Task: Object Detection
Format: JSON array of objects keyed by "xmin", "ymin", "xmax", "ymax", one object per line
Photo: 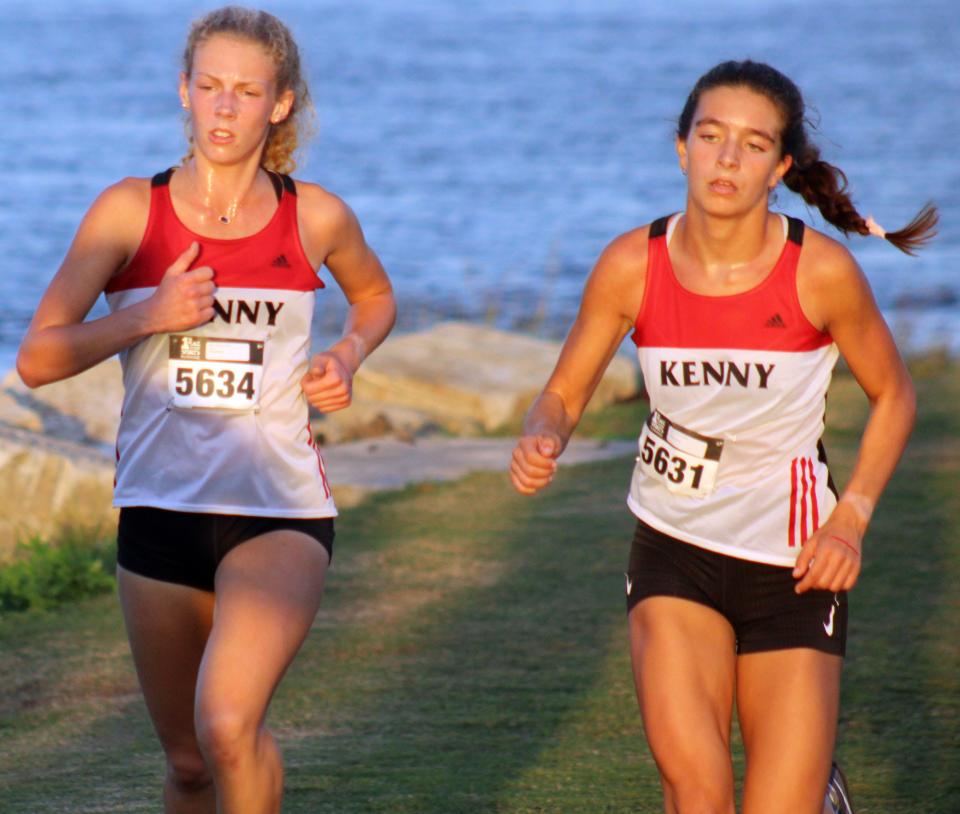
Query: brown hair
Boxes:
[
  {"xmin": 181, "ymin": 6, "xmax": 315, "ymax": 174},
  {"xmin": 677, "ymin": 60, "xmax": 938, "ymax": 255}
]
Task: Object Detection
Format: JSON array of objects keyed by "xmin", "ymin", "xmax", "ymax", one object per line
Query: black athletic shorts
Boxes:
[
  {"xmin": 625, "ymin": 519, "xmax": 846, "ymax": 656},
  {"xmin": 117, "ymin": 506, "xmax": 335, "ymax": 592}
]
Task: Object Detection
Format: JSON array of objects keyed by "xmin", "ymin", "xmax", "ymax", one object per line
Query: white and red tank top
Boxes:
[
  {"xmin": 628, "ymin": 214, "xmax": 838, "ymax": 566},
  {"xmin": 104, "ymin": 168, "xmax": 336, "ymax": 517}
]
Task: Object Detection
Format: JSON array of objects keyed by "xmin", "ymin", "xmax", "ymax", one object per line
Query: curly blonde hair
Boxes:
[{"xmin": 181, "ymin": 6, "xmax": 315, "ymax": 174}]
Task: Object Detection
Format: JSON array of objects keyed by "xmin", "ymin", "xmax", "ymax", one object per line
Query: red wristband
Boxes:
[{"xmin": 829, "ymin": 535, "xmax": 860, "ymax": 557}]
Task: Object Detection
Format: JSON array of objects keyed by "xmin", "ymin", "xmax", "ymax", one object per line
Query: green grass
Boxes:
[
  {"xmin": 0, "ymin": 530, "xmax": 116, "ymax": 613},
  {"xmin": 0, "ymin": 364, "xmax": 957, "ymax": 812}
]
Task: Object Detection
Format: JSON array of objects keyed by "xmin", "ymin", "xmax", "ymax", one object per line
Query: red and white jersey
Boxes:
[
  {"xmin": 628, "ymin": 214, "xmax": 838, "ymax": 566},
  {"xmin": 104, "ymin": 169, "xmax": 336, "ymax": 517}
]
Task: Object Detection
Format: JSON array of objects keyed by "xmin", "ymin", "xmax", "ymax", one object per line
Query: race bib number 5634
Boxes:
[
  {"xmin": 168, "ymin": 335, "xmax": 264, "ymax": 412},
  {"xmin": 637, "ymin": 410, "xmax": 724, "ymax": 497}
]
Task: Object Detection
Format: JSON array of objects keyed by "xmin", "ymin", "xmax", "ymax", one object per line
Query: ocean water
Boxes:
[{"xmin": 1, "ymin": 0, "xmax": 958, "ymax": 372}]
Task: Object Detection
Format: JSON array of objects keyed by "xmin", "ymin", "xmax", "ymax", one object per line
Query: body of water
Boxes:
[{"xmin": 2, "ymin": 0, "xmax": 957, "ymax": 371}]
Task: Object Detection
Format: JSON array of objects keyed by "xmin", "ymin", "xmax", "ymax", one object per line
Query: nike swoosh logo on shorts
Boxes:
[{"xmin": 823, "ymin": 604, "xmax": 836, "ymax": 637}]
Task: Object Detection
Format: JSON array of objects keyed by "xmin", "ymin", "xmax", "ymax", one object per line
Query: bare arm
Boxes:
[
  {"xmin": 16, "ymin": 179, "xmax": 215, "ymax": 387},
  {"xmin": 510, "ymin": 229, "xmax": 646, "ymax": 495},
  {"xmin": 793, "ymin": 237, "xmax": 916, "ymax": 593},
  {"xmin": 297, "ymin": 186, "xmax": 396, "ymax": 412}
]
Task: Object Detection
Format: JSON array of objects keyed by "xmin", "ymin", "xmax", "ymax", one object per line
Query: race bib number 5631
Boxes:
[
  {"xmin": 168, "ymin": 335, "xmax": 264, "ymax": 412},
  {"xmin": 637, "ymin": 410, "xmax": 724, "ymax": 497}
]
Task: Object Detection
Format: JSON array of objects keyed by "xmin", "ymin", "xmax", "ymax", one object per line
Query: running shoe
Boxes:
[{"xmin": 824, "ymin": 761, "xmax": 855, "ymax": 814}]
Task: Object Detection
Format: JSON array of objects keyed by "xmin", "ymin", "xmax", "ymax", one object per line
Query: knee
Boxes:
[
  {"xmin": 195, "ymin": 710, "xmax": 257, "ymax": 771},
  {"xmin": 663, "ymin": 776, "xmax": 734, "ymax": 814},
  {"xmin": 166, "ymin": 749, "xmax": 212, "ymax": 794}
]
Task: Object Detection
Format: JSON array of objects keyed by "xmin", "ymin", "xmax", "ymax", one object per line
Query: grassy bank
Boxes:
[
  {"xmin": 0, "ymin": 530, "xmax": 115, "ymax": 613},
  {"xmin": 0, "ymin": 361, "xmax": 957, "ymax": 812}
]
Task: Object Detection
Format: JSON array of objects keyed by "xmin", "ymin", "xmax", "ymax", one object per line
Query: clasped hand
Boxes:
[
  {"xmin": 510, "ymin": 433, "xmax": 563, "ymax": 495},
  {"xmin": 300, "ymin": 352, "xmax": 353, "ymax": 413},
  {"xmin": 792, "ymin": 503, "xmax": 864, "ymax": 594},
  {"xmin": 144, "ymin": 242, "xmax": 216, "ymax": 333}
]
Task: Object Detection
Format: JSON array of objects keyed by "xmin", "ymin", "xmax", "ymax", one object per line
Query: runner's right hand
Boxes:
[
  {"xmin": 510, "ymin": 433, "xmax": 562, "ymax": 495},
  {"xmin": 144, "ymin": 242, "xmax": 215, "ymax": 333}
]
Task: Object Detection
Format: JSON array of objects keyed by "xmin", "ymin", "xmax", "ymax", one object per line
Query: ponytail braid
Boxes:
[
  {"xmin": 784, "ymin": 143, "xmax": 938, "ymax": 256},
  {"xmin": 678, "ymin": 60, "xmax": 938, "ymax": 255}
]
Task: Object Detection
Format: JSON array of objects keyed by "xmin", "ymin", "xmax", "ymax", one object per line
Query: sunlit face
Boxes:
[
  {"xmin": 179, "ymin": 34, "xmax": 294, "ymax": 165},
  {"xmin": 677, "ymin": 85, "xmax": 792, "ymax": 215}
]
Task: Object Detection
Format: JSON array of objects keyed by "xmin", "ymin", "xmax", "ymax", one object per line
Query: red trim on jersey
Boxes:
[
  {"xmin": 114, "ymin": 406, "xmax": 124, "ymax": 488},
  {"xmin": 105, "ymin": 173, "xmax": 322, "ymax": 294},
  {"xmin": 304, "ymin": 421, "xmax": 331, "ymax": 499},
  {"xmin": 799, "ymin": 457, "xmax": 809, "ymax": 543},
  {"xmin": 809, "ymin": 457, "xmax": 820, "ymax": 532},
  {"xmin": 632, "ymin": 217, "xmax": 833, "ymax": 352},
  {"xmin": 788, "ymin": 456, "xmax": 822, "ymax": 547},
  {"xmin": 317, "ymin": 452, "xmax": 331, "ymax": 500},
  {"xmin": 788, "ymin": 459, "xmax": 798, "ymax": 547}
]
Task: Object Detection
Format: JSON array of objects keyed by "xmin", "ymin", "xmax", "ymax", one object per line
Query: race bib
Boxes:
[
  {"xmin": 168, "ymin": 335, "xmax": 264, "ymax": 412},
  {"xmin": 637, "ymin": 410, "xmax": 724, "ymax": 497}
]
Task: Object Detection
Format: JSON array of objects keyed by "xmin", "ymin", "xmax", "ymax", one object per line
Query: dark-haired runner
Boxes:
[
  {"xmin": 18, "ymin": 7, "xmax": 394, "ymax": 812},
  {"xmin": 511, "ymin": 60, "xmax": 935, "ymax": 814}
]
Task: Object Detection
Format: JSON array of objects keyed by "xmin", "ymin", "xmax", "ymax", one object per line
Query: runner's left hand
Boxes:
[
  {"xmin": 792, "ymin": 504, "xmax": 863, "ymax": 594},
  {"xmin": 301, "ymin": 352, "xmax": 352, "ymax": 413}
]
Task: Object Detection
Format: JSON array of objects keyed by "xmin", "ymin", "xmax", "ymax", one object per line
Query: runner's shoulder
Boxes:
[
  {"xmin": 94, "ymin": 176, "xmax": 152, "ymax": 211},
  {"xmin": 588, "ymin": 223, "xmax": 652, "ymax": 296},
  {"xmin": 76, "ymin": 177, "xmax": 151, "ymax": 246},
  {"xmin": 581, "ymin": 224, "xmax": 652, "ymax": 321},
  {"xmin": 289, "ymin": 179, "xmax": 354, "ymax": 222},
  {"xmin": 797, "ymin": 223, "xmax": 866, "ymax": 294}
]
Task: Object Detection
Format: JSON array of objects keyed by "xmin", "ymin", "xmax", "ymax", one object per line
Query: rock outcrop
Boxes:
[
  {"xmin": 0, "ymin": 322, "xmax": 640, "ymax": 556},
  {"xmin": 0, "ymin": 362, "xmax": 124, "ymax": 555},
  {"xmin": 1, "ymin": 358, "xmax": 123, "ymax": 450},
  {"xmin": 314, "ymin": 322, "xmax": 639, "ymax": 438},
  {"xmin": 0, "ymin": 425, "xmax": 115, "ymax": 559}
]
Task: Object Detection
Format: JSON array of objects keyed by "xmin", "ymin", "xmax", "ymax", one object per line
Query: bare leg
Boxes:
[
  {"xmin": 194, "ymin": 530, "xmax": 329, "ymax": 814},
  {"xmin": 737, "ymin": 648, "xmax": 842, "ymax": 814},
  {"xmin": 117, "ymin": 566, "xmax": 217, "ymax": 813},
  {"xmin": 629, "ymin": 597, "xmax": 738, "ymax": 814}
]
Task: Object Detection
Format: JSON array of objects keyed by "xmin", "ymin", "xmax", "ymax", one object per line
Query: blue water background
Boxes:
[{"xmin": 1, "ymin": 0, "xmax": 958, "ymax": 372}]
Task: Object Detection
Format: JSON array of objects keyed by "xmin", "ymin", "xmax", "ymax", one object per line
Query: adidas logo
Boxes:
[
  {"xmin": 764, "ymin": 313, "xmax": 786, "ymax": 328},
  {"xmin": 270, "ymin": 254, "xmax": 291, "ymax": 268}
]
